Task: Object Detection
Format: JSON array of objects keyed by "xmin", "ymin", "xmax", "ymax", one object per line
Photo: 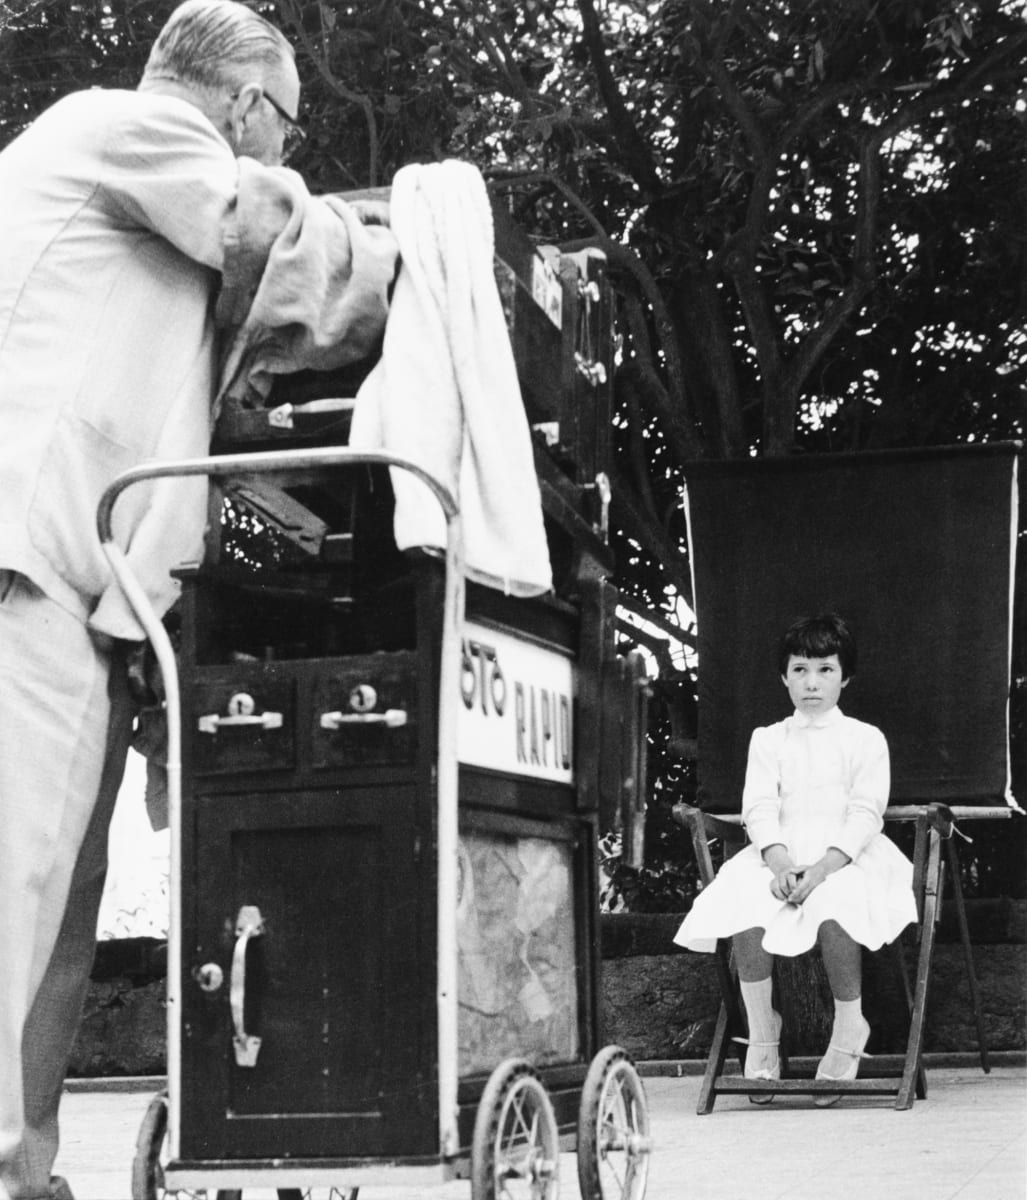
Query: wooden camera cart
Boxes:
[{"xmin": 99, "ymin": 200, "xmax": 653, "ymax": 1200}]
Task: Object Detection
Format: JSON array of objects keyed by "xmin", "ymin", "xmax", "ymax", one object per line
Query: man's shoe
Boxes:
[{"xmin": 49, "ymin": 1176, "xmax": 75, "ymax": 1200}]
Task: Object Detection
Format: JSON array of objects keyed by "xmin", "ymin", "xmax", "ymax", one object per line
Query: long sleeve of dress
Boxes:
[
  {"xmin": 831, "ymin": 723, "xmax": 890, "ymax": 861},
  {"xmin": 741, "ymin": 726, "xmax": 785, "ymax": 852}
]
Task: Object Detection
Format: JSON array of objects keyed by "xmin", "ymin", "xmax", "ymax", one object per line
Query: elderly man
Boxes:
[{"xmin": 0, "ymin": 4, "xmax": 392, "ymax": 1197}]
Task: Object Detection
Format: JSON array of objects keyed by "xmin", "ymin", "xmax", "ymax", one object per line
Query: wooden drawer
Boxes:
[
  {"xmin": 190, "ymin": 674, "xmax": 296, "ymax": 775},
  {"xmin": 310, "ymin": 653, "xmax": 417, "ymax": 768}
]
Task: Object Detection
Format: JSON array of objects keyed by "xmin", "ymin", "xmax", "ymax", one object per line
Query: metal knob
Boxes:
[
  {"xmin": 195, "ymin": 962, "xmax": 224, "ymax": 993},
  {"xmin": 349, "ymin": 684, "xmax": 378, "ymax": 712}
]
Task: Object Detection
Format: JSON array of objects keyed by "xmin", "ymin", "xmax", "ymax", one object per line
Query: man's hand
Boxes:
[{"xmin": 349, "ymin": 198, "xmax": 391, "ymax": 227}]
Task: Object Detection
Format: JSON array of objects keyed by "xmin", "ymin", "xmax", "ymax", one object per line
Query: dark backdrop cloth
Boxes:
[{"xmin": 685, "ymin": 443, "xmax": 1020, "ymax": 808}]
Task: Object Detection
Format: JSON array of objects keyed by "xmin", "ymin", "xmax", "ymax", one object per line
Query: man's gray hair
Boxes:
[{"xmin": 143, "ymin": 0, "xmax": 294, "ymax": 91}]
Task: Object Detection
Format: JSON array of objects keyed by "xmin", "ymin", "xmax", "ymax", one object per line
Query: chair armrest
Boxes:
[
  {"xmin": 672, "ymin": 803, "xmax": 747, "ymax": 886},
  {"xmin": 672, "ymin": 802, "xmax": 744, "ymax": 841}
]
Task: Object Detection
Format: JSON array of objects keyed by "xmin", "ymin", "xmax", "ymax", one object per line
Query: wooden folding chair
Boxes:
[{"xmin": 672, "ymin": 801, "xmax": 1010, "ymax": 1112}]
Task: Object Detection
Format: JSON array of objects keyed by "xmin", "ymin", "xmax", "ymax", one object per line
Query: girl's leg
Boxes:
[
  {"xmin": 818, "ymin": 919, "xmax": 861, "ymax": 1001},
  {"xmin": 733, "ymin": 926, "xmax": 773, "ymax": 982},
  {"xmin": 816, "ymin": 920, "xmax": 870, "ymax": 1095},
  {"xmin": 731, "ymin": 928, "xmax": 780, "ymax": 1084}
]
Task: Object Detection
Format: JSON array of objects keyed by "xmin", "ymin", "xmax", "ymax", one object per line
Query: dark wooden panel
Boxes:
[{"xmin": 180, "ymin": 787, "xmax": 436, "ymax": 1160}]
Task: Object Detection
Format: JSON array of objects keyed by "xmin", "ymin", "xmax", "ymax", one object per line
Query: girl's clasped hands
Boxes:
[{"xmin": 769, "ymin": 854, "xmax": 846, "ymax": 906}]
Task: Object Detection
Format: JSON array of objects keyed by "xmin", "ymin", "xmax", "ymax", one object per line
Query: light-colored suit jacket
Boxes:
[{"xmin": 0, "ymin": 87, "xmax": 396, "ymax": 639}]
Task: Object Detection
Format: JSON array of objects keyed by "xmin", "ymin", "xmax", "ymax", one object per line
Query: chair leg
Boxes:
[
  {"xmin": 697, "ymin": 1002, "xmax": 732, "ymax": 1115},
  {"xmin": 714, "ymin": 943, "xmax": 745, "ymax": 1066},
  {"xmin": 944, "ymin": 835, "xmax": 990, "ymax": 1073},
  {"xmin": 694, "ymin": 940, "xmax": 746, "ymax": 1115}
]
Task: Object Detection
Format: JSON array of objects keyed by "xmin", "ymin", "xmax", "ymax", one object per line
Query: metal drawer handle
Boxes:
[
  {"xmin": 319, "ymin": 709, "xmax": 408, "ymax": 729},
  {"xmin": 198, "ymin": 692, "xmax": 283, "ymax": 734},
  {"xmin": 231, "ymin": 905, "xmax": 265, "ymax": 1068},
  {"xmin": 267, "ymin": 397, "xmax": 355, "ymax": 429}
]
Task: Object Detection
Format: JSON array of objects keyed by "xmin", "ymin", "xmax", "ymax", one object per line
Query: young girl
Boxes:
[{"xmin": 674, "ymin": 613, "xmax": 917, "ymax": 1103}]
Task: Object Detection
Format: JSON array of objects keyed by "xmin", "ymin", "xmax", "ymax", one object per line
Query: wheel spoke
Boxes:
[
  {"xmin": 600, "ymin": 1153, "xmax": 628, "ymax": 1192},
  {"xmin": 510, "ymin": 1090, "xmax": 533, "ymax": 1147}
]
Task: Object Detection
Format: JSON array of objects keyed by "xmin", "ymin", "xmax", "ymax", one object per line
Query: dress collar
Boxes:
[{"xmin": 789, "ymin": 704, "xmax": 844, "ymax": 731}]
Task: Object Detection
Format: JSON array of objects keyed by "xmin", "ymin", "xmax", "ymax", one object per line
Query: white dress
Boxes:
[{"xmin": 674, "ymin": 706, "xmax": 917, "ymax": 956}]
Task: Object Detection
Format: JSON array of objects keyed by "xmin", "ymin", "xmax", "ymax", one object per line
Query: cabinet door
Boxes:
[{"xmin": 180, "ymin": 787, "xmax": 436, "ymax": 1160}]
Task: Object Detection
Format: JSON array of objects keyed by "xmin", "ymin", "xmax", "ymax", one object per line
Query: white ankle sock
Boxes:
[
  {"xmin": 831, "ymin": 997, "xmax": 865, "ymax": 1049},
  {"xmin": 739, "ymin": 977, "xmax": 780, "ymax": 1078},
  {"xmin": 818, "ymin": 996, "xmax": 869, "ymax": 1081},
  {"xmin": 739, "ymin": 977, "xmax": 779, "ymax": 1044}
]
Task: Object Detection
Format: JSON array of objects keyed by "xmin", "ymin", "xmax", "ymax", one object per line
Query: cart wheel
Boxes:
[
  {"xmin": 471, "ymin": 1058, "xmax": 559, "ymax": 1200},
  {"xmin": 131, "ymin": 1092, "xmax": 207, "ymax": 1200},
  {"xmin": 576, "ymin": 1047, "xmax": 651, "ymax": 1200},
  {"xmin": 131, "ymin": 1097, "xmax": 358, "ymax": 1200}
]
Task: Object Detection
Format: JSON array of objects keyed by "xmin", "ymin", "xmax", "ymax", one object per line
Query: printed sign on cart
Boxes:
[{"xmin": 457, "ymin": 620, "xmax": 575, "ymax": 783}]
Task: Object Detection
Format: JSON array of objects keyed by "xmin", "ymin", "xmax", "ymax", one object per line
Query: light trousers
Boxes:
[{"xmin": 0, "ymin": 573, "xmax": 133, "ymax": 1200}]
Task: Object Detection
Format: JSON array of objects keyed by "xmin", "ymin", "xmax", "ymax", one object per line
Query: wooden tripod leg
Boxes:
[
  {"xmin": 944, "ymin": 835, "xmax": 990, "ymax": 1073},
  {"xmin": 897, "ymin": 822, "xmax": 942, "ymax": 1110},
  {"xmin": 890, "ymin": 937, "xmax": 928, "ymax": 1099}
]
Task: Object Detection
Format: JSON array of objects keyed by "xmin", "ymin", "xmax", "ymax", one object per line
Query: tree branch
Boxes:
[
  {"xmin": 620, "ymin": 290, "xmax": 706, "ymax": 463},
  {"xmin": 695, "ymin": 7, "xmax": 785, "ymax": 416},
  {"xmin": 620, "ymin": 368, "xmax": 662, "ymax": 522},
  {"xmin": 609, "ymin": 466, "xmax": 694, "ymax": 608},
  {"xmin": 278, "ymin": 0, "xmax": 381, "ymax": 184},
  {"xmin": 772, "ymin": 27, "xmax": 1027, "ymax": 442},
  {"xmin": 675, "ymin": 270, "xmax": 747, "ymax": 457},
  {"xmin": 695, "ymin": 0, "xmax": 769, "ymax": 162},
  {"xmin": 448, "ymin": 0, "xmax": 535, "ymax": 108},
  {"xmin": 616, "ymin": 592, "xmax": 697, "ymax": 651},
  {"xmin": 575, "ymin": 0, "xmax": 660, "ymax": 192}
]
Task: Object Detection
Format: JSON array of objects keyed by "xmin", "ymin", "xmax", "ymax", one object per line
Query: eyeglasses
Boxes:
[{"xmin": 262, "ymin": 89, "xmax": 307, "ymax": 162}]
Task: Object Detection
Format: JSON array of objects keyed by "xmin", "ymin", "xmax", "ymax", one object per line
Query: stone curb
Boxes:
[{"xmin": 65, "ymin": 1050, "xmax": 1026, "ymax": 1092}]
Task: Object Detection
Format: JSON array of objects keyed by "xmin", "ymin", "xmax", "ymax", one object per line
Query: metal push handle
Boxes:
[
  {"xmin": 231, "ymin": 905, "xmax": 265, "ymax": 1068},
  {"xmin": 96, "ymin": 447, "xmax": 459, "ymax": 542},
  {"xmin": 97, "ymin": 445, "xmax": 464, "ymax": 1156}
]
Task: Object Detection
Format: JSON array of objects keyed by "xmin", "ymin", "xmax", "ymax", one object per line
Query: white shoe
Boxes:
[
  {"xmin": 814, "ymin": 1017, "xmax": 870, "ymax": 1107},
  {"xmin": 736, "ymin": 1009, "xmax": 782, "ymax": 1105}
]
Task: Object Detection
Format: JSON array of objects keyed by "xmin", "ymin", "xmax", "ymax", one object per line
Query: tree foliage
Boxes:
[
  {"xmin": 4, "ymin": 0, "xmax": 1023, "ymax": 555},
  {"xmin": 2, "ymin": 0, "xmax": 1024, "ymax": 901}
]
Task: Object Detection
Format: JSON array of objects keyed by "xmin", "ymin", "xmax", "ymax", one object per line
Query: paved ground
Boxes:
[{"xmin": 56, "ymin": 1064, "xmax": 1025, "ymax": 1200}]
